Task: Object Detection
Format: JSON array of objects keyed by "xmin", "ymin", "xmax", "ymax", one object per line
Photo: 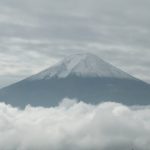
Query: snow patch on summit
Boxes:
[{"xmin": 28, "ymin": 53, "xmax": 135, "ymax": 80}]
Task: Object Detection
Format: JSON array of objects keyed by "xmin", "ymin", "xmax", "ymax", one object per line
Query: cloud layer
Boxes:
[
  {"xmin": 0, "ymin": 0, "xmax": 150, "ymax": 87},
  {"xmin": 0, "ymin": 98, "xmax": 150, "ymax": 150}
]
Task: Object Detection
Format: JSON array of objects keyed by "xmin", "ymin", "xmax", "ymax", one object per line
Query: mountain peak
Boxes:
[
  {"xmin": 2, "ymin": 53, "xmax": 150, "ymax": 107},
  {"xmin": 28, "ymin": 53, "xmax": 135, "ymax": 80}
]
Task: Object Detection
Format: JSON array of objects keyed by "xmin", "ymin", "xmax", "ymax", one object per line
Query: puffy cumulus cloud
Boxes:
[{"xmin": 0, "ymin": 98, "xmax": 150, "ymax": 150}]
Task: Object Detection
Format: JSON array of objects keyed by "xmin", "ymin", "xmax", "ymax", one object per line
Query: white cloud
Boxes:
[{"xmin": 0, "ymin": 98, "xmax": 150, "ymax": 150}]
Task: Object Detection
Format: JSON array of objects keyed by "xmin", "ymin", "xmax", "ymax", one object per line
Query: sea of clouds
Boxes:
[{"xmin": 0, "ymin": 98, "xmax": 150, "ymax": 150}]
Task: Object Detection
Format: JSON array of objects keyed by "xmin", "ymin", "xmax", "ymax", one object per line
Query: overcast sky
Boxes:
[{"xmin": 0, "ymin": 0, "xmax": 150, "ymax": 87}]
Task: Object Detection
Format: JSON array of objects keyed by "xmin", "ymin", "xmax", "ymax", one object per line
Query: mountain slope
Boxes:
[{"xmin": 0, "ymin": 53, "xmax": 150, "ymax": 107}]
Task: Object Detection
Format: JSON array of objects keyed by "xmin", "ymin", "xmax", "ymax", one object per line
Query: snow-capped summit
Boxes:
[{"xmin": 29, "ymin": 53, "xmax": 134, "ymax": 80}]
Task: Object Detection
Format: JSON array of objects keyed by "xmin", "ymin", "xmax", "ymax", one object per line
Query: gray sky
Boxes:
[{"xmin": 0, "ymin": 0, "xmax": 150, "ymax": 88}]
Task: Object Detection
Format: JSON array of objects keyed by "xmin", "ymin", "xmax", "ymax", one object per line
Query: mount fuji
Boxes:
[{"xmin": 0, "ymin": 53, "xmax": 150, "ymax": 107}]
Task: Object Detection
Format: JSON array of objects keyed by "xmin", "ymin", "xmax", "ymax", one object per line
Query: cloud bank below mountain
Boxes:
[{"xmin": 0, "ymin": 98, "xmax": 150, "ymax": 150}]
